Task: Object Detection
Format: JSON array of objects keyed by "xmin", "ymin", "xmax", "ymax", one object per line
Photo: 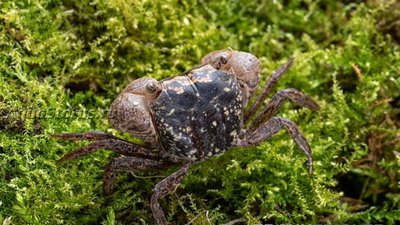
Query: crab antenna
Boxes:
[{"xmin": 244, "ymin": 58, "xmax": 294, "ymax": 123}]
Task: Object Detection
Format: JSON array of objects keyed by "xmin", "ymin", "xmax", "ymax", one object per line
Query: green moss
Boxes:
[{"xmin": 1, "ymin": 0, "xmax": 399, "ymax": 224}]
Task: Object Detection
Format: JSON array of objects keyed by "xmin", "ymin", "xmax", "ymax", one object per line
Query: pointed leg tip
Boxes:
[
  {"xmin": 312, "ymin": 102, "xmax": 321, "ymax": 112},
  {"xmin": 103, "ymin": 186, "xmax": 113, "ymax": 196},
  {"xmin": 103, "ymin": 177, "xmax": 115, "ymax": 196},
  {"xmin": 302, "ymin": 98, "xmax": 320, "ymax": 112},
  {"xmin": 308, "ymin": 159, "xmax": 313, "ymax": 175},
  {"xmin": 50, "ymin": 133, "xmax": 63, "ymax": 138},
  {"xmin": 280, "ymin": 59, "xmax": 294, "ymax": 71},
  {"xmin": 57, "ymin": 155, "xmax": 71, "ymax": 164},
  {"xmin": 57, "ymin": 150, "xmax": 82, "ymax": 163},
  {"xmin": 287, "ymin": 58, "xmax": 295, "ymax": 65},
  {"xmin": 56, "ymin": 156, "xmax": 71, "ymax": 165}
]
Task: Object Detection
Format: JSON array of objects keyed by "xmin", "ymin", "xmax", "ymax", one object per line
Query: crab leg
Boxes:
[
  {"xmin": 51, "ymin": 131, "xmax": 114, "ymax": 141},
  {"xmin": 244, "ymin": 117, "xmax": 313, "ymax": 174},
  {"xmin": 244, "ymin": 59, "xmax": 294, "ymax": 122},
  {"xmin": 103, "ymin": 156, "xmax": 175, "ymax": 195},
  {"xmin": 54, "ymin": 136, "xmax": 162, "ymax": 162},
  {"xmin": 151, "ymin": 162, "xmax": 191, "ymax": 225},
  {"xmin": 247, "ymin": 88, "xmax": 319, "ymax": 132}
]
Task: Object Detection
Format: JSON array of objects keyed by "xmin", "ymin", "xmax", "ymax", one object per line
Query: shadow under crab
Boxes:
[{"xmin": 52, "ymin": 49, "xmax": 319, "ymax": 225}]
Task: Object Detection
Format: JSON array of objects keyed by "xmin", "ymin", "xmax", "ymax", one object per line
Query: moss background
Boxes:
[{"xmin": 1, "ymin": 0, "xmax": 400, "ymax": 224}]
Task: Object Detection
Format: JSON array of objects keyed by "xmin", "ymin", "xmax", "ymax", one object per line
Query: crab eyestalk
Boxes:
[{"xmin": 201, "ymin": 49, "xmax": 261, "ymax": 106}]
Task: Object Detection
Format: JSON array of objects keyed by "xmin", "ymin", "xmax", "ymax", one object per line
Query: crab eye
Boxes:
[
  {"xmin": 146, "ymin": 82, "xmax": 157, "ymax": 93},
  {"xmin": 215, "ymin": 55, "xmax": 228, "ymax": 69},
  {"xmin": 220, "ymin": 55, "xmax": 228, "ymax": 64}
]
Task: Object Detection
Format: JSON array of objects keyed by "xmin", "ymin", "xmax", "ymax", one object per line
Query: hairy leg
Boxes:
[
  {"xmin": 52, "ymin": 132, "xmax": 163, "ymax": 162},
  {"xmin": 51, "ymin": 131, "xmax": 114, "ymax": 141},
  {"xmin": 242, "ymin": 117, "xmax": 313, "ymax": 174},
  {"xmin": 103, "ymin": 156, "xmax": 174, "ymax": 195},
  {"xmin": 247, "ymin": 88, "xmax": 319, "ymax": 132},
  {"xmin": 244, "ymin": 59, "xmax": 294, "ymax": 122},
  {"xmin": 151, "ymin": 162, "xmax": 191, "ymax": 225}
]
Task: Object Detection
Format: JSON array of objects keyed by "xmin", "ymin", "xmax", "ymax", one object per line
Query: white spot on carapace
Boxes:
[
  {"xmin": 207, "ymin": 152, "xmax": 213, "ymax": 157},
  {"xmin": 189, "ymin": 149, "xmax": 197, "ymax": 155},
  {"xmin": 167, "ymin": 108, "xmax": 175, "ymax": 116},
  {"xmin": 173, "ymin": 132, "xmax": 183, "ymax": 141},
  {"xmin": 192, "ymin": 75, "xmax": 213, "ymax": 83},
  {"xmin": 212, "ymin": 121, "xmax": 217, "ymax": 126},
  {"xmin": 224, "ymin": 110, "xmax": 229, "ymax": 116},
  {"xmin": 224, "ymin": 87, "xmax": 231, "ymax": 92},
  {"xmin": 174, "ymin": 87, "xmax": 185, "ymax": 94},
  {"xmin": 186, "ymin": 127, "xmax": 192, "ymax": 132}
]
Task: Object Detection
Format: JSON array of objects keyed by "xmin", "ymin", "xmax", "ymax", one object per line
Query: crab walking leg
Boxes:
[
  {"xmin": 244, "ymin": 59, "xmax": 294, "ymax": 122},
  {"xmin": 51, "ymin": 131, "xmax": 115, "ymax": 141},
  {"xmin": 248, "ymin": 88, "xmax": 320, "ymax": 132},
  {"xmin": 57, "ymin": 139, "xmax": 162, "ymax": 162},
  {"xmin": 246, "ymin": 117, "xmax": 313, "ymax": 174},
  {"xmin": 103, "ymin": 156, "xmax": 174, "ymax": 195},
  {"xmin": 151, "ymin": 162, "xmax": 191, "ymax": 225}
]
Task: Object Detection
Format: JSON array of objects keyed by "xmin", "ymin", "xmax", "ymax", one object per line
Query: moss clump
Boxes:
[{"xmin": 1, "ymin": 0, "xmax": 399, "ymax": 224}]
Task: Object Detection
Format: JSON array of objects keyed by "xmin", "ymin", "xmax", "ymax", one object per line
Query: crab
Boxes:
[{"xmin": 52, "ymin": 49, "xmax": 320, "ymax": 225}]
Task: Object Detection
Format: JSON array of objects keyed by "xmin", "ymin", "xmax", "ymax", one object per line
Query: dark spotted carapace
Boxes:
[{"xmin": 151, "ymin": 65, "xmax": 242, "ymax": 160}]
